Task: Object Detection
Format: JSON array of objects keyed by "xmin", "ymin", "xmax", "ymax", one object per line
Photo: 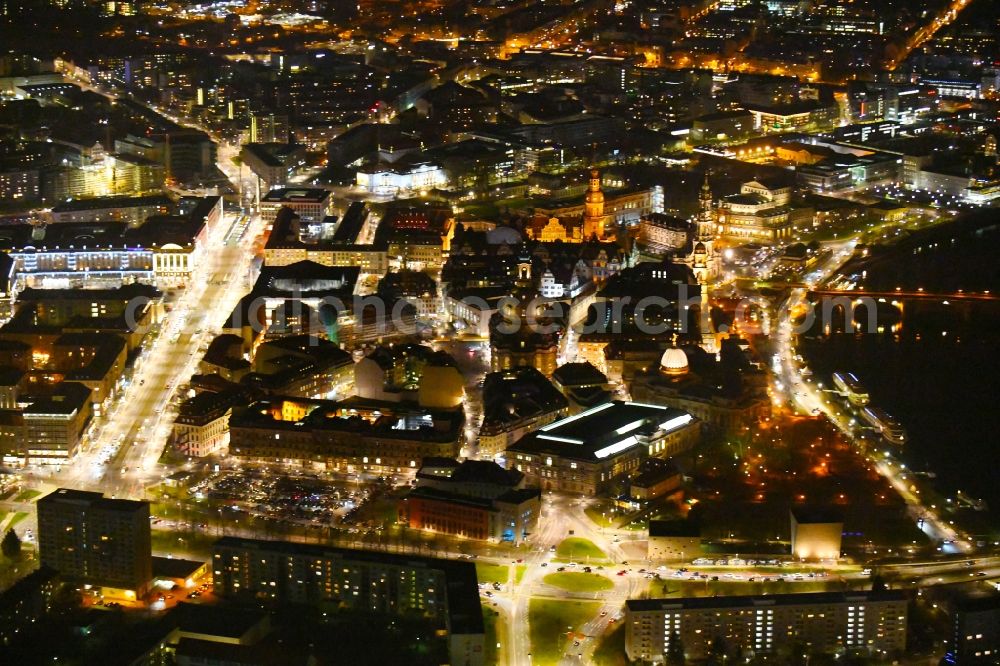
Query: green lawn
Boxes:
[
  {"xmin": 151, "ymin": 528, "xmax": 217, "ymax": 557},
  {"xmin": 584, "ymin": 506, "xmax": 618, "ymax": 529},
  {"xmin": 529, "ymin": 599, "xmax": 600, "ymax": 666},
  {"xmin": 555, "ymin": 537, "xmax": 607, "ymax": 562},
  {"xmin": 14, "ymin": 489, "xmax": 41, "ymax": 502},
  {"xmin": 476, "ymin": 563, "xmax": 510, "ymax": 585},
  {"xmin": 10, "ymin": 512, "xmax": 28, "ymax": 528},
  {"xmin": 648, "ymin": 577, "xmax": 845, "ymax": 598},
  {"xmin": 592, "ymin": 621, "xmax": 627, "ymax": 666},
  {"xmin": 514, "ymin": 564, "xmax": 526, "ymax": 585},
  {"xmin": 543, "ymin": 572, "xmax": 614, "ymax": 593}
]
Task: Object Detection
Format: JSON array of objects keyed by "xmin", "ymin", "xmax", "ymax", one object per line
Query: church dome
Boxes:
[{"xmin": 659, "ymin": 345, "xmax": 689, "ymax": 376}]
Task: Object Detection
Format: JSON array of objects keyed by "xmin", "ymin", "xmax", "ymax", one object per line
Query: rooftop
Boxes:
[
  {"xmin": 38, "ymin": 487, "xmax": 148, "ymax": 513},
  {"xmin": 151, "ymin": 557, "xmax": 207, "ymax": 581},
  {"xmin": 51, "ymin": 194, "xmax": 173, "ymax": 213},
  {"xmin": 261, "ymin": 187, "xmax": 332, "ymax": 204},
  {"xmin": 507, "ymin": 401, "xmax": 697, "ymax": 462},
  {"xmin": 551, "ymin": 362, "xmax": 608, "ymax": 388},
  {"xmin": 648, "ymin": 518, "xmax": 700, "ymax": 538},
  {"xmin": 627, "ymin": 590, "xmax": 906, "ymax": 613},
  {"xmin": 173, "ymin": 601, "xmax": 268, "ymax": 639},
  {"xmin": 791, "ymin": 505, "xmax": 844, "ymax": 524},
  {"xmin": 22, "ymin": 382, "xmax": 92, "ymax": 416}
]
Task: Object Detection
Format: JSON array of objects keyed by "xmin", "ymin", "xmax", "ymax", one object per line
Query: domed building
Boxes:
[
  {"xmin": 629, "ymin": 338, "xmax": 770, "ymax": 437},
  {"xmin": 659, "ymin": 344, "xmax": 689, "ymax": 377}
]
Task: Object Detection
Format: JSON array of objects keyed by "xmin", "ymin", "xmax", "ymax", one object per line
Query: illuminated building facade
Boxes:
[
  {"xmin": 377, "ymin": 206, "xmax": 456, "ymax": 272},
  {"xmin": 717, "ymin": 179, "xmax": 809, "ymax": 242},
  {"xmin": 399, "ymin": 459, "xmax": 540, "ymax": 543},
  {"xmin": 527, "ymin": 178, "xmax": 660, "ymax": 243},
  {"xmin": 50, "ymin": 194, "xmax": 173, "ymax": 226},
  {"xmin": 263, "ymin": 204, "xmax": 388, "ymax": 275},
  {"xmin": 355, "ymin": 161, "xmax": 447, "ymax": 195},
  {"xmin": 0, "ymin": 197, "xmax": 222, "ymax": 289},
  {"xmin": 260, "ymin": 187, "xmax": 335, "ymax": 225},
  {"xmin": 639, "ymin": 213, "xmax": 689, "ymax": 254},
  {"xmin": 228, "ymin": 396, "xmax": 464, "ymax": 474},
  {"xmin": 790, "ymin": 507, "xmax": 844, "ymax": 560},
  {"xmin": 626, "ymin": 591, "xmax": 907, "ymax": 662},
  {"xmin": 21, "ymin": 382, "xmax": 93, "ymax": 463}
]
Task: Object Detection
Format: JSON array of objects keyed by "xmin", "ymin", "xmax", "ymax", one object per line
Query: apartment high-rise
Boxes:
[
  {"xmin": 212, "ymin": 537, "xmax": 485, "ymax": 666},
  {"xmin": 37, "ymin": 488, "xmax": 152, "ymax": 599},
  {"xmin": 626, "ymin": 591, "xmax": 907, "ymax": 662}
]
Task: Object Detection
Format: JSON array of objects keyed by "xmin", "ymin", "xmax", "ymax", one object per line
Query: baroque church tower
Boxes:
[
  {"xmin": 689, "ymin": 173, "xmax": 720, "ymax": 285},
  {"xmin": 583, "ymin": 169, "xmax": 606, "ymax": 239},
  {"xmin": 686, "ymin": 173, "xmax": 721, "ymax": 354}
]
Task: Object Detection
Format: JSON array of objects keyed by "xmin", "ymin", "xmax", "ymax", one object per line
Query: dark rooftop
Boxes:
[
  {"xmin": 152, "ymin": 557, "xmax": 206, "ymax": 581},
  {"xmin": 551, "ymin": 362, "xmax": 607, "ymax": 388},
  {"xmin": 627, "ymin": 590, "xmax": 906, "ymax": 613},
  {"xmin": 648, "ymin": 518, "xmax": 700, "ymax": 538},
  {"xmin": 262, "ymin": 187, "xmax": 332, "ymax": 204},
  {"xmin": 38, "ymin": 487, "xmax": 148, "ymax": 513},
  {"xmin": 791, "ymin": 505, "xmax": 844, "ymax": 524}
]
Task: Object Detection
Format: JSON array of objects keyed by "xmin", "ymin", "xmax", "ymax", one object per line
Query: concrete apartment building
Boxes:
[{"xmin": 37, "ymin": 488, "xmax": 152, "ymax": 599}]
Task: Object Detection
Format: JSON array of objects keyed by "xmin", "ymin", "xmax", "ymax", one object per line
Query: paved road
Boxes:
[{"xmin": 770, "ymin": 243, "xmax": 973, "ymax": 554}]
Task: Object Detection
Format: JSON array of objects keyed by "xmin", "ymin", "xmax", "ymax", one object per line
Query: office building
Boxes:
[
  {"xmin": 241, "ymin": 143, "xmax": 307, "ymax": 195},
  {"xmin": 50, "ymin": 194, "xmax": 173, "ymax": 226},
  {"xmin": 260, "ymin": 187, "xmax": 334, "ymax": 225},
  {"xmin": 689, "ymin": 110, "xmax": 754, "ymax": 143},
  {"xmin": 21, "ymin": 382, "xmax": 94, "ymax": 463},
  {"xmin": 115, "ymin": 132, "xmax": 217, "ymax": 185},
  {"xmin": 37, "ymin": 488, "xmax": 152, "ymax": 599}
]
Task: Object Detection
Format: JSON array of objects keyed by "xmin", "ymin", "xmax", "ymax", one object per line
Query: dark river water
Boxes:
[{"xmin": 800, "ymin": 211, "xmax": 1000, "ymax": 526}]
